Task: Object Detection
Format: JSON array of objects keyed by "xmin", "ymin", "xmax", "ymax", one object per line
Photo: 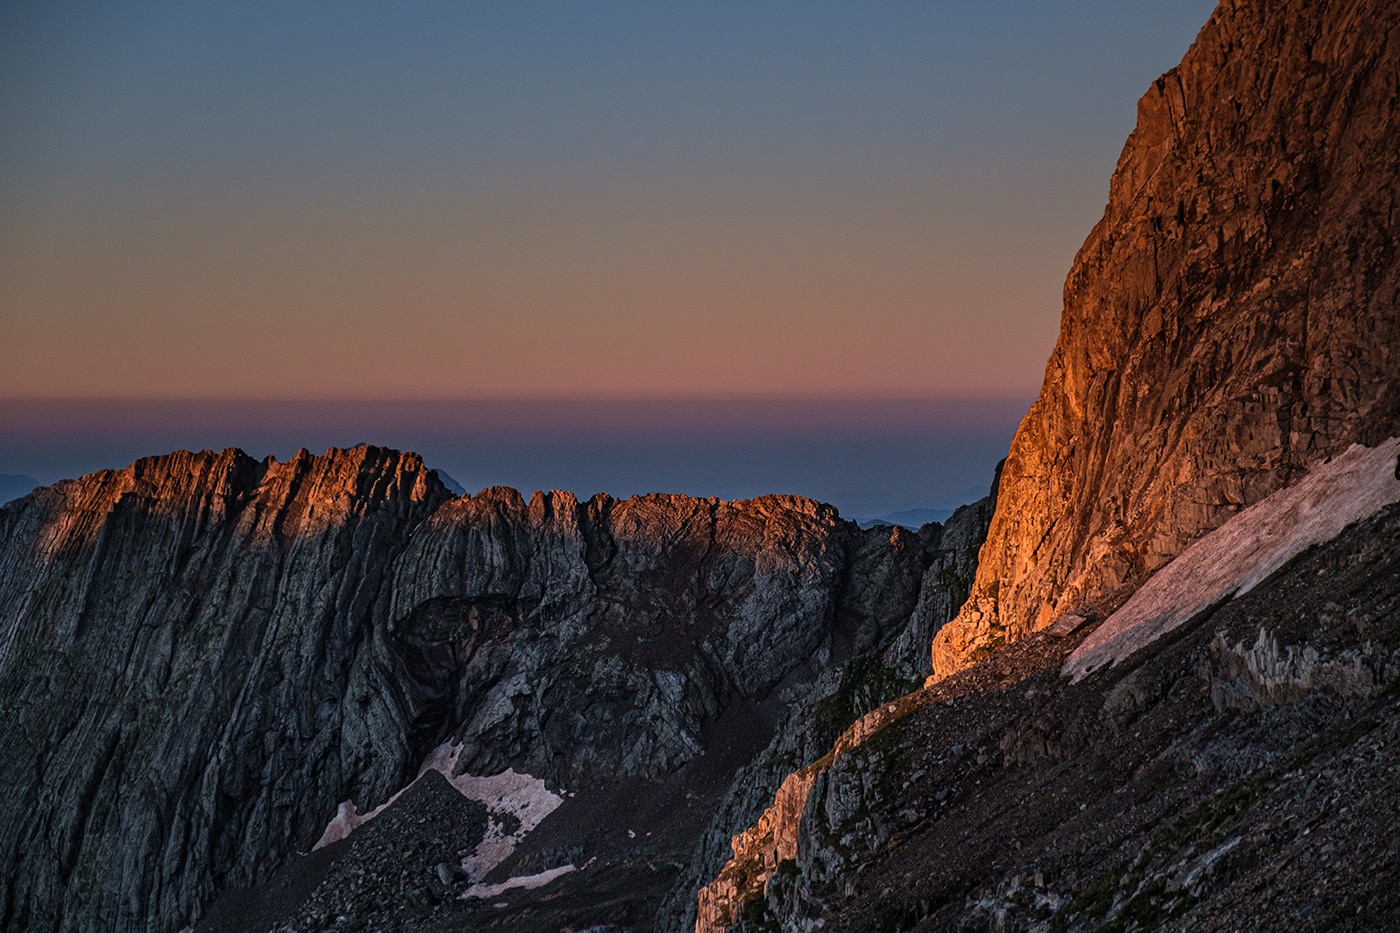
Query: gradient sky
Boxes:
[{"xmin": 1, "ymin": 0, "xmax": 1218, "ymax": 400}]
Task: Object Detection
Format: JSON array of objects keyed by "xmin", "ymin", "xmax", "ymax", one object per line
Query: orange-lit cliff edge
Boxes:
[
  {"xmin": 692, "ymin": 1, "xmax": 1400, "ymax": 924},
  {"xmin": 931, "ymin": 0, "xmax": 1400, "ymax": 678}
]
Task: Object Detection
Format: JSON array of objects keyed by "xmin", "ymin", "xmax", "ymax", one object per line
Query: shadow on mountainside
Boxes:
[{"xmin": 731, "ymin": 503, "xmax": 1400, "ymax": 931}]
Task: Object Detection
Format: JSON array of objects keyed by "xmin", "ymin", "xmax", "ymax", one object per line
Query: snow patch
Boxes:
[
  {"xmin": 314, "ymin": 800, "xmax": 366, "ymax": 851},
  {"xmin": 419, "ymin": 743, "xmax": 565, "ymax": 879},
  {"xmin": 312, "ymin": 741, "xmax": 564, "ymax": 872},
  {"xmin": 1064, "ymin": 438, "xmax": 1400, "ymax": 682},
  {"xmin": 462, "ymin": 864, "xmax": 577, "ymax": 899},
  {"xmin": 313, "ymin": 790, "xmax": 409, "ymax": 851}
]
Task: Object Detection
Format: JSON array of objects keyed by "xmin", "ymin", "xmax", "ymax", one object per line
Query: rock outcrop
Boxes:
[
  {"xmin": 691, "ymin": 0, "xmax": 1400, "ymax": 926},
  {"xmin": 741, "ymin": 500, "xmax": 1400, "ymax": 931},
  {"xmin": 0, "ymin": 446, "xmax": 934, "ymax": 933},
  {"xmin": 672, "ymin": 480, "xmax": 998, "ymax": 933},
  {"xmin": 883, "ymin": 466, "xmax": 1000, "ymax": 681},
  {"xmin": 933, "ymin": 0, "xmax": 1400, "ymax": 677},
  {"xmin": 0, "ymin": 448, "xmax": 448, "ymax": 933}
]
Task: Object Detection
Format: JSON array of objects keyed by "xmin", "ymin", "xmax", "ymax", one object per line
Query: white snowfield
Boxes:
[
  {"xmin": 462, "ymin": 863, "xmax": 577, "ymax": 899},
  {"xmin": 1064, "ymin": 437, "xmax": 1400, "ymax": 682},
  {"xmin": 313, "ymin": 742, "xmax": 564, "ymax": 888}
]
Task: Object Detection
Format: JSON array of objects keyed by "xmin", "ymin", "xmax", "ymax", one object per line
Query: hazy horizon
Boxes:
[{"xmin": 0, "ymin": 395, "xmax": 1029, "ymax": 519}]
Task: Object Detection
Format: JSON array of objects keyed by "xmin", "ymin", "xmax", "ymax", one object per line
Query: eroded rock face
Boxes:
[
  {"xmin": 388, "ymin": 487, "xmax": 922, "ymax": 787},
  {"xmin": 674, "ymin": 484, "xmax": 997, "ymax": 933},
  {"xmin": 933, "ymin": 0, "xmax": 1400, "ymax": 677},
  {"xmin": 884, "ymin": 468, "xmax": 1000, "ymax": 681},
  {"xmin": 0, "ymin": 446, "xmax": 931, "ymax": 933},
  {"xmin": 0, "ymin": 448, "xmax": 450, "ymax": 933},
  {"xmin": 752, "ymin": 502, "xmax": 1400, "ymax": 932}
]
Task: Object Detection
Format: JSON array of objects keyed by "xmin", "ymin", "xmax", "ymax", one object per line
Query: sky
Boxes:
[
  {"xmin": 0, "ymin": 397, "xmax": 1029, "ymax": 518},
  {"xmin": 1, "ymin": 0, "xmax": 1217, "ymax": 399},
  {"xmin": 0, "ymin": 1, "xmax": 1218, "ymax": 514}
]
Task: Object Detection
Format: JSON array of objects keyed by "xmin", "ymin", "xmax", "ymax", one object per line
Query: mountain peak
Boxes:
[{"xmin": 932, "ymin": 0, "xmax": 1400, "ymax": 678}]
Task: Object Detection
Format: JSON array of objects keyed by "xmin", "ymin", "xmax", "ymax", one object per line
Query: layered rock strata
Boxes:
[
  {"xmin": 0, "ymin": 446, "xmax": 932, "ymax": 933},
  {"xmin": 675, "ymin": 483, "xmax": 997, "ymax": 933},
  {"xmin": 933, "ymin": 0, "xmax": 1400, "ymax": 677}
]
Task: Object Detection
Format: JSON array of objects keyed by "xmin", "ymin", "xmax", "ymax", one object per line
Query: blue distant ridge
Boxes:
[{"xmin": 854, "ymin": 508, "xmax": 954, "ymax": 530}]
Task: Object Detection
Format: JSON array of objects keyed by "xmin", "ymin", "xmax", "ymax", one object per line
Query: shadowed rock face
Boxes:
[
  {"xmin": 0, "ymin": 447, "xmax": 449, "ymax": 933},
  {"xmin": 671, "ymin": 478, "xmax": 998, "ymax": 933},
  {"xmin": 0, "ymin": 445, "xmax": 931, "ymax": 933},
  {"xmin": 689, "ymin": 2, "xmax": 1400, "ymax": 927},
  {"xmin": 933, "ymin": 0, "xmax": 1400, "ymax": 677},
  {"xmin": 739, "ymin": 502, "xmax": 1400, "ymax": 932}
]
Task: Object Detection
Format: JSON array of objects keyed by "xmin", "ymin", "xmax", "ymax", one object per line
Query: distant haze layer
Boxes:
[{"xmin": 0, "ymin": 397, "xmax": 1028, "ymax": 519}]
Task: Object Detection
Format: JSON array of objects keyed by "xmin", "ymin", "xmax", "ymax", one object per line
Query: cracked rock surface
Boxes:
[
  {"xmin": 935, "ymin": 0, "xmax": 1400, "ymax": 675},
  {"xmin": 0, "ymin": 445, "xmax": 943, "ymax": 932},
  {"xmin": 717, "ymin": 502, "xmax": 1400, "ymax": 932}
]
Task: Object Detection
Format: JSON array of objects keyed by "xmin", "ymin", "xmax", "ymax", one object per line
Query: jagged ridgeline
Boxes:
[
  {"xmin": 5, "ymin": 0, "xmax": 1400, "ymax": 929},
  {"xmin": 0, "ymin": 444, "xmax": 993, "ymax": 931}
]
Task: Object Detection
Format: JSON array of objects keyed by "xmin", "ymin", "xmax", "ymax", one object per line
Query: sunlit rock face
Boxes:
[
  {"xmin": 933, "ymin": 0, "xmax": 1400, "ymax": 677},
  {"xmin": 0, "ymin": 446, "xmax": 930, "ymax": 933},
  {"xmin": 0, "ymin": 447, "xmax": 450, "ymax": 933}
]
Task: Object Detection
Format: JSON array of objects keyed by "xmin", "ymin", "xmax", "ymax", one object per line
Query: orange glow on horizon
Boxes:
[{"xmin": 0, "ymin": 176, "xmax": 1066, "ymax": 400}]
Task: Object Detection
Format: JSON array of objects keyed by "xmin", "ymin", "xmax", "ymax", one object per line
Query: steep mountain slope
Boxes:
[
  {"xmin": 736, "ymin": 497, "xmax": 1400, "ymax": 931},
  {"xmin": 658, "ymin": 485, "xmax": 998, "ymax": 933},
  {"xmin": 695, "ymin": 0, "xmax": 1400, "ymax": 926},
  {"xmin": 6, "ymin": 0, "xmax": 1397, "ymax": 929},
  {"xmin": 0, "ymin": 447, "xmax": 447, "ymax": 932},
  {"xmin": 933, "ymin": 0, "xmax": 1400, "ymax": 676},
  {"xmin": 0, "ymin": 445, "xmax": 954, "ymax": 933}
]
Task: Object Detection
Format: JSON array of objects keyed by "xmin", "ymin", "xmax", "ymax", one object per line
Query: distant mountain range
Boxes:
[{"xmin": 854, "ymin": 507, "xmax": 954, "ymax": 529}]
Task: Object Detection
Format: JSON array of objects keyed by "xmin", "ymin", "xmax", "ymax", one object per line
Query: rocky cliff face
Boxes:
[
  {"xmin": 0, "ymin": 447, "xmax": 448, "ymax": 933},
  {"xmin": 691, "ymin": 1, "xmax": 1400, "ymax": 927},
  {"xmin": 933, "ymin": 0, "xmax": 1400, "ymax": 676},
  {"xmin": 0, "ymin": 446, "xmax": 934, "ymax": 933},
  {"xmin": 732, "ymin": 500, "xmax": 1400, "ymax": 931},
  {"xmin": 670, "ymin": 479, "xmax": 998, "ymax": 933}
]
